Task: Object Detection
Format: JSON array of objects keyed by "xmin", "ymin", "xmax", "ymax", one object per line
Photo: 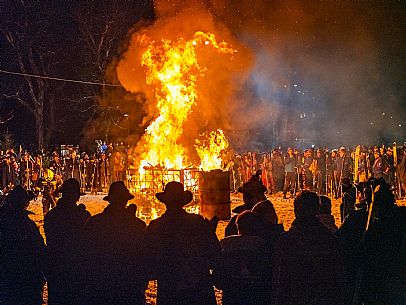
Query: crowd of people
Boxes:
[
  {"xmin": 221, "ymin": 144, "xmax": 406, "ymax": 198},
  {"xmin": 1, "ymin": 142, "xmax": 405, "ymax": 221},
  {"xmin": 0, "ymin": 143, "xmax": 127, "ymax": 195},
  {"xmin": 2, "ymin": 142, "xmax": 406, "ymax": 199},
  {"xmin": 1, "ymin": 173, "xmax": 406, "ymax": 305}
]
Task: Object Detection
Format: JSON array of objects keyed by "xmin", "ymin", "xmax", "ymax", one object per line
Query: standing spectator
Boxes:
[
  {"xmin": 335, "ymin": 147, "xmax": 353, "ymax": 194},
  {"xmin": 147, "ymin": 181, "xmax": 221, "ymax": 305},
  {"xmin": 1, "ymin": 186, "xmax": 46, "ymax": 305},
  {"xmin": 340, "ymin": 177, "xmax": 357, "ymax": 222},
  {"xmin": 99, "ymin": 153, "xmax": 110, "ymax": 192},
  {"xmin": 359, "ymin": 178, "xmax": 406, "ymax": 305},
  {"xmin": 371, "ymin": 148, "xmax": 383, "ymax": 178},
  {"xmin": 317, "ymin": 195, "xmax": 338, "ymax": 233},
  {"xmin": 315, "ymin": 149, "xmax": 327, "ymax": 194},
  {"xmin": 80, "ymin": 181, "xmax": 148, "ymax": 305},
  {"xmin": 44, "ymin": 178, "xmax": 90, "ymax": 305},
  {"xmin": 302, "ymin": 149, "xmax": 314, "ymax": 190},
  {"xmin": 383, "ymin": 147, "xmax": 395, "ymax": 187},
  {"xmin": 217, "ymin": 211, "xmax": 272, "ymax": 305},
  {"xmin": 282, "ymin": 148, "xmax": 297, "ymax": 199},
  {"xmin": 225, "ymin": 174, "xmax": 267, "ymax": 237},
  {"xmin": 113, "ymin": 151, "xmax": 125, "ymax": 182},
  {"xmin": 272, "ymin": 149, "xmax": 285, "ymax": 191},
  {"xmin": 273, "ymin": 191, "xmax": 345, "ymax": 305},
  {"xmin": 251, "ymin": 199, "xmax": 284, "ymax": 254}
]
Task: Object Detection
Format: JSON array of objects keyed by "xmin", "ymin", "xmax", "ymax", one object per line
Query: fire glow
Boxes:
[
  {"xmin": 137, "ymin": 31, "xmax": 235, "ymax": 173},
  {"xmin": 118, "ymin": 31, "xmax": 237, "ymax": 219}
]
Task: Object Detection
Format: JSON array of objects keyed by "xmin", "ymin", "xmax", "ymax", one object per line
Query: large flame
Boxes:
[
  {"xmin": 137, "ymin": 31, "xmax": 235, "ymax": 172},
  {"xmin": 196, "ymin": 129, "xmax": 229, "ymax": 171}
]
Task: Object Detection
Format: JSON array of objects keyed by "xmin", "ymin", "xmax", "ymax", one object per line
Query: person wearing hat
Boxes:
[
  {"xmin": 282, "ymin": 147, "xmax": 298, "ymax": 199},
  {"xmin": 357, "ymin": 178, "xmax": 406, "ymax": 304},
  {"xmin": 80, "ymin": 181, "xmax": 147, "ymax": 305},
  {"xmin": 44, "ymin": 178, "xmax": 90, "ymax": 305},
  {"xmin": 334, "ymin": 147, "xmax": 353, "ymax": 197},
  {"xmin": 147, "ymin": 181, "xmax": 221, "ymax": 305},
  {"xmin": 1, "ymin": 185, "xmax": 46, "ymax": 305},
  {"xmin": 383, "ymin": 147, "xmax": 395, "ymax": 187},
  {"xmin": 217, "ymin": 210, "xmax": 272, "ymax": 305},
  {"xmin": 314, "ymin": 148, "xmax": 327, "ymax": 194},
  {"xmin": 273, "ymin": 191, "xmax": 345, "ymax": 305},
  {"xmin": 225, "ymin": 176, "xmax": 267, "ymax": 237}
]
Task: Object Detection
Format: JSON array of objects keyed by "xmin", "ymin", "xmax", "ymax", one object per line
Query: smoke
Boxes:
[
  {"xmin": 117, "ymin": 0, "xmax": 253, "ymax": 156},
  {"xmin": 117, "ymin": 0, "xmax": 405, "ymax": 152}
]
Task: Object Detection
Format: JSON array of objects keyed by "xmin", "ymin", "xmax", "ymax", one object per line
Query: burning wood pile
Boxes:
[{"xmin": 119, "ymin": 31, "xmax": 236, "ymax": 220}]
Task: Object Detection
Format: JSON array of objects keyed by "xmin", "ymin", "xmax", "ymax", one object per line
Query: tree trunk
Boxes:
[
  {"xmin": 36, "ymin": 107, "xmax": 44, "ymax": 149},
  {"xmin": 45, "ymin": 97, "xmax": 56, "ymax": 146}
]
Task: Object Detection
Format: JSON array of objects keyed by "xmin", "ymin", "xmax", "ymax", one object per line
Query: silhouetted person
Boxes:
[
  {"xmin": 78, "ymin": 203, "xmax": 91, "ymax": 217},
  {"xmin": 225, "ymin": 175, "xmax": 267, "ymax": 236},
  {"xmin": 340, "ymin": 177, "xmax": 356, "ymax": 222},
  {"xmin": 358, "ymin": 178, "xmax": 406, "ymax": 305},
  {"xmin": 1, "ymin": 186, "xmax": 46, "ymax": 305},
  {"xmin": 252, "ymin": 199, "xmax": 284, "ymax": 254},
  {"xmin": 147, "ymin": 181, "xmax": 221, "ymax": 305},
  {"xmin": 273, "ymin": 191, "xmax": 345, "ymax": 305},
  {"xmin": 317, "ymin": 195, "xmax": 338, "ymax": 233},
  {"xmin": 44, "ymin": 178, "xmax": 89, "ymax": 305},
  {"xmin": 336, "ymin": 184, "xmax": 369, "ymax": 305},
  {"xmin": 217, "ymin": 210, "xmax": 272, "ymax": 305},
  {"xmin": 80, "ymin": 181, "xmax": 147, "ymax": 305}
]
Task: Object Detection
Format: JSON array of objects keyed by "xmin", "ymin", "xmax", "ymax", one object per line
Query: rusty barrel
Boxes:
[{"xmin": 199, "ymin": 170, "xmax": 231, "ymax": 220}]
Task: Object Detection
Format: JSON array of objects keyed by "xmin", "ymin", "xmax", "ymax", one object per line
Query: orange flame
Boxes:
[
  {"xmin": 196, "ymin": 129, "xmax": 229, "ymax": 171},
  {"xmin": 137, "ymin": 31, "xmax": 235, "ymax": 172}
]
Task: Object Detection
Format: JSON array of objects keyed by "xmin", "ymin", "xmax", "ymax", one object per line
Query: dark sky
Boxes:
[{"xmin": 1, "ymin": 1, "xmax": 405, "ymax": 150}]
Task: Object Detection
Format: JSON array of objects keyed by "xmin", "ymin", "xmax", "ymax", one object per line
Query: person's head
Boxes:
[
  {"xmin": 23, "ymin": 153, "xmax": 29, "ymax": 161},
  {"xmin": 294, "ymin": 191, "xmax": 321, "ymax": 221},
  {"xmin": 339, "ymin": 147, "xmax": 346, "ymax": 157},
  {"xmin": 60, "ymin": 178, "xmax": 81, "ymax": 203},
  {"xmin": 238, "ymin": 179, "xmax": 267, "ymax": 209},
  {"xmin": 103, "ymin": 181, "xmax": 134, "ymax": 207},
  {"xmin": 252, "ymin": 199, "xmax": 278, "ymax": 225},
  {"xmin": 236, "ymin": 210, "xmax": 264, "ymax": 236},
  {"xmin": 5, "ymin": 185, "xmax": 34, "ymax": 211},
  {"xmin": 156, "ymin": 181, "xmax": 193, "ymax": 210},
  {"xmin": 341, "ymin": 177, "xmax": 351, "ymax": 187},
  {"xmin": 363, "ymin": 177, "xmax": 395, "ymax": 218},
  {"xmin": 387, "ymin": 148, "xmax": 393, "ymax": 156},
  {"xmin": 126, "ymin": 203, "xmax": 138, "ymax": 218},
  {"xmin": 319, "ymin": 195, "xmax": 332, "ymax": 215},
  {"xmin": 331, "ymin": 149, "xmax": 337, "ymax": 157},
  {"xmin": 287, "ymin": 147, "xmax": 293, "ymax": 156}
]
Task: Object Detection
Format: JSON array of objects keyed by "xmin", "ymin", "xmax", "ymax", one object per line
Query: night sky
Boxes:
[{"xmin": 1, "ymin": 1, "xmax": 405, "ymax": 150}]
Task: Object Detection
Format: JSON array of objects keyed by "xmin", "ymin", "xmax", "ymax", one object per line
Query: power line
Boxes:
[{"xmin": 0, "ymin": 69, "xmax": 122, "ymax": 87}]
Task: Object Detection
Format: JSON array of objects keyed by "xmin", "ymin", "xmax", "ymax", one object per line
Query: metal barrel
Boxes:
[{"xmin": 198, "ymin": 170, "xmax": 231, "ymax": 220}]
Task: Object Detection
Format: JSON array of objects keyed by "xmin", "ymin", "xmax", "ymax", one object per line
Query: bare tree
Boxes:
[
  {"xmin": 69, "ymin": 1, "xmax": 153, "ymax": 144},
  {"xmin": 1, "ymin": 1, "xmax": 64, "ymax": 148},
  {"xmin": 69, "ymin": 2, "xmax": 150, "ymax": 112}
]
